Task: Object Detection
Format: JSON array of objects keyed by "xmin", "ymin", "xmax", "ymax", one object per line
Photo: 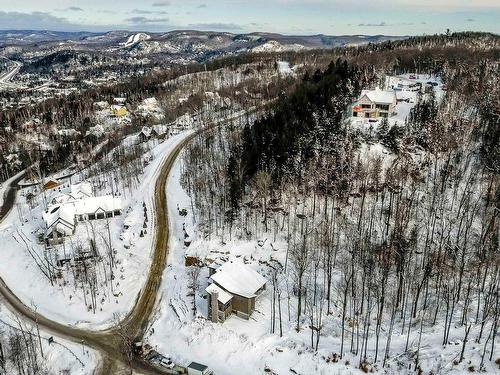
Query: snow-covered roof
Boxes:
[
  {"xmin": 206, "ymin": 283, "xmax": 233, "ymax": 304},
  {"xmin": 176, "ymin": 114, "xmax": 194, "ymax": 127},
  {"xmin": 360, "ymin": 88, "xmax": 396, "ymax": 104},
  {"xmin": 137, "ymin": 98, "xmax": 164, "ymax": 119},
  {"xmin": 210, "ymin": 261, "xmax": 266, "ymax": 299},
  {"xmin": 43, "ymin": 205, "xmax": 75, "ymax": 237},
  {"xmin": 51, "ymin": 182, "xmax": 93, "ymax": 204},
  {"xmin": 43, "ymin": 195, "xmax": 122, "ymax": 236},
  {"xmin": 67, "ymin": 196, "xmax": 122, "ymax": 216},
  {"xmin": 140, "ymin": 126, "xmax": 152, "ymax": 137},
  {"xmin": 86, "ymin": 125, "xmax": 105, "ymax": 138},
  {"xmin": 94, "ymin": 101, "xmax": 109, "ymax": 109},
  {"xmin": 152, "ymin": 124, "xmax": 168, "ymax": 135},
  {"xmin": 70, "ymin": 182, "xmax": 92, "ymax": 199},
  {"xmin": 58, "ymin": 129, "xmax": 80, "ymax": 137},
  {"xmin": 143, "ymin": 97, "xmax": 158, "ymax": 106}
]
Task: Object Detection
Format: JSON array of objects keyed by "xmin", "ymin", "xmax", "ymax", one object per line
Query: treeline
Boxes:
[{"xmin": 238, "ymin": 58, "xmax": 360, "ymax": 181}]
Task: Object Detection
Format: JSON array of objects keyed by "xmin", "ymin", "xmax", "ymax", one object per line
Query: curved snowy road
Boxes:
[
  {"xmin": 0, "ymin": 59, "xmax": 23, "ymax": 89},
  {"xmin": 0, "ymin": 131, "xmax": 196, "ymax": 374}
]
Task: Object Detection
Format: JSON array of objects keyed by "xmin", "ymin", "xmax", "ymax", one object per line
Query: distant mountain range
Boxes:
[
  {"xmin": 0, "ymin": 29, "xmax": 406, "ymax": 50},
  {"xmin": 0, "ymin": 30, "xmax": 408, "ymax": 70}
]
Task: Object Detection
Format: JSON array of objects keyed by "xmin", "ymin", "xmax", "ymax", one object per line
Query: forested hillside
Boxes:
[{"xmin": 179, "ymin": 32, "xmax": 500, "ymax": 373}]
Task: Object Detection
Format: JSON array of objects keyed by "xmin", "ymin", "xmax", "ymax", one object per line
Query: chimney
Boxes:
[{"xmin": 210, "ymin": 291, "xmax": 219, "ymax": 323}]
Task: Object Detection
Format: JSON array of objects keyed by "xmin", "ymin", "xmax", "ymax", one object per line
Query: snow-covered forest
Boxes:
[{"xmin": 175, "ymin": 33, "xmax": 500, "ymax": 373}]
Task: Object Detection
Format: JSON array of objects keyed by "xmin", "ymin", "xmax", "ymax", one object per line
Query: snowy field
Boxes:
[{"xmin": 0, "ymin": 130, "xmax": 193, "ymax": 328}]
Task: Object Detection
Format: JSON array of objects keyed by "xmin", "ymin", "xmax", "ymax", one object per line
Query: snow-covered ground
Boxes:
[
  {"xmin": 277, "ymin": 61, "xmax": 294, "ymax": 76},
  {"xmin": 121, "ymin": 33, "xmax": 151, "ymax": 48},
  {"xmin": 144, "ymin": 150, "xmax": 500, "ymax": 375},
  {"xmin": 253, "ymin": 41, "xmax": 306, "ymax": 53},
  {"xmin": 0, "ymin": 130, "xmax": 193, "ymax": 328},
  {"xmin": 0, "ymin": 303, "xmax": 98, "ymax": 374}
]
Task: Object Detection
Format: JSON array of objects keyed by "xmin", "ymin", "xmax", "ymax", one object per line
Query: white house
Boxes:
[
  {"xmin": 43, "ymin": 184, "xmax": 122, "ymax": 245},
  {"xmin": 352, "ymin": 88, "xmax": 397, "ymax": 119}
]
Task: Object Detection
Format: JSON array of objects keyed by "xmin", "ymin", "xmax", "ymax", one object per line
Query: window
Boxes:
[
  {"xmin": 114, "ymin": 210, "xmax": 121, "ymax": 216},
  {"xmin": 361, "ymin": 104, "xmax": 371, "ymax": 109},
  {"xmin": 106, "ymin": 212, "xmax": 113, "ymax": 218},
  {"xmin": 96, "ymin": 212, "xmax": 105, "ymax": 219},
  {"xmin": 88, "ymin": 214, "xmax": 96, "ymax": 220},
  {"xmin": 380, "ymin": 112, "xmax": 388, "ymax": 118},
  {"xmin": 376, "ymin": 104, "xmax": 390, "ymax": 111}
]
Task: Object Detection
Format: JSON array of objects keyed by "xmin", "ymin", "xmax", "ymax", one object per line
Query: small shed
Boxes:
[
  {"xmin": 43, "ymin": 179, "xmax": 60, "ymax": 191},
  {"xmin": 187, "ymin": 362, "xmax": 210, "ymax": 375}
]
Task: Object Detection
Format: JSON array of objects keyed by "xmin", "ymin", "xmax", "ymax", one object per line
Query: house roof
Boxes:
[
  {"xmin": 44, "ymin": 205, "xmax": 75, "ymax": 237},
  {"xmin": 43, "ymin": 195, "xmax": 122, "ymax": 235},
  {"xmin": 52, "ymin": 182, "xmax": 93, "ymax": 204},
  {"xmin": 111, "ymin": 104, "xmax": 127, "ymax": 111},
  {"xmin": 140, "ymin": 127, "xmax": 152, "ymax": 137},
  {"xmin": 69, "ymin": 196, "xmax": 122, "ymax": 215},
  {"xmin": 206, "ymin": 283, "xmax": 233, "ymax": 304},
  {"xmin": 210, "ymin": 261, "xmax": 266, "ymax": 299},
  {"xmin": 360, "ymin": 88, "xmax": 396, "ymax": 104},
  {"xmin": 70, "ymin": 182, "xmax": 92, "ymax": 199},
  {"xmin": 44, "ymin": 180, "xmax": 59, "ymax": 189},
  {"xmin": 188, "ymin": 362, "xmax": 208, "ymax": 371},
  {"xmin": 152, "ymin": 124, "xmax": 168, "ymax": 135}
]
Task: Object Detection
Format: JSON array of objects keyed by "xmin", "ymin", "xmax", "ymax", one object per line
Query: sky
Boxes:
[{"xmin": 0, "ymin": 0, "xmax": 498, "ymax": 36}]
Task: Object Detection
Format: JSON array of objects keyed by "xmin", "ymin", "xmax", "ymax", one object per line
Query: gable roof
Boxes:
[
  {"xmin": 43, "ymin": 205, "xmax": 75, "ymax": 237},
  {"xmin": 70, "ymin": 182, "xmax": 92, "ymax": 199},
  {"xmin": 152, "ymin": 124, "xmax": 168, "ymax": 135},
  {"xmin": 210, "ymin": 261, "xmax": 266, "ymax": 299},
  {"xmin": 43, "ymin": 195, "xmax": 122, "ymax": 236},
  {"xmin": 140, "ymin": 126, "xmax": 152, "ymax": 137},
  {"xmin": 206, "ymin": 283, "xmax": 233, "ymax": 304},
  {"xmin": 360, "ymin": 88, "xmax": 396, "ymax": 104}
]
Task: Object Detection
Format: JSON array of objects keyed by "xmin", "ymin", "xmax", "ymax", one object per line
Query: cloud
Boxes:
[
  {"xmin": 132, "ymin": 9, "xmax": 168, "ymax": 15},
  {"xmin": 126, "ymin": 16, "xmax": 169, "ymax": 24},
  {"xmin": 358, "ymin": 22, "xmax": 389, "ymax": 27},
  {"xmin": 358, "ymin": 21, "xmax": 415, "ymax": 27},
  {"xmin": 187, "ymin": 22, "xmax": 244, "ymax": 31},
  {"xmin": 467, "ymin": 18, "xmax": 475, "ymax": 22},
  {"xmin": 152, "ymin": 1, "xmax": 171, "ymax": 6},
  {"xmin": 0, "ymin": 11, "xmax": 77, "ymax": 30},
  {"xmin": 54, "ymin": 6, "xmax": 83, "ymax": 12},
  {"xmin": 0, "ymin": 10, "xmax": 172, "ymax": 32}
]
